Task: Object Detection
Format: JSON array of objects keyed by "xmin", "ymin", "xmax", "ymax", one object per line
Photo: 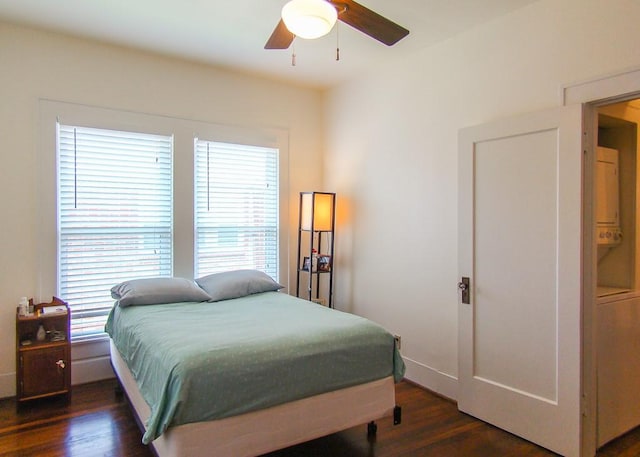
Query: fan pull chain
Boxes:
[
  {"xmin": 291, "ymin": 39, "xmax": 296, "ymax": 66},
  {"xmin": 336, "ymin": 21, "xmax": 340, "ymax": 61}
]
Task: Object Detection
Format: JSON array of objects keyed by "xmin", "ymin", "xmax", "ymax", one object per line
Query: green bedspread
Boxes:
[{"xmin": 105, "ymin": 292, "xmax": 405, "ymax": 444}]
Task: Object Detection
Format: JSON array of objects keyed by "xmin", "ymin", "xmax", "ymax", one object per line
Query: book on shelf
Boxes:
[{"xmin": 40, "ymin": 305, "xmax": 68, "ymax": 315}]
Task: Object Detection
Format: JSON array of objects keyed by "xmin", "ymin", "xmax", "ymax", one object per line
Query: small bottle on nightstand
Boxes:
[
  {"xmin": 36, "ymin": 324, "xmax": 46, "ymax": 342},
  {"xmin": 18, "ymin": 297, "xmax": 28, "ymax": 316}
]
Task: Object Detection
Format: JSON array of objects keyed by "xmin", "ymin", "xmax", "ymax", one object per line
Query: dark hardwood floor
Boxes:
[{"xmin": 0, "ymin": 379, "xmax": 637, "ymax": 456}]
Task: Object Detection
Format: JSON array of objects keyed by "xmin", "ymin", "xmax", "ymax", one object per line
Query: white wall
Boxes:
[
  {"xmin": 324, "ymin": 0, "xmax": 640, "ymax": 398},
  {"xmin": 0, "ymin": 22, "xmax": 324, "ymax": 397}
]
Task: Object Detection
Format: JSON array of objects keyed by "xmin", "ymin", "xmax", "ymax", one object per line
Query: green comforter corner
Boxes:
[{"xmin": 105, "ymin": 292, "xmax": 405, "ymax": 444}]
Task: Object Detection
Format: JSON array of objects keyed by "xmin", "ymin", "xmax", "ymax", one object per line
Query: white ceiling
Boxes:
[{"xmin": 0, "ymin": 0, "xmax": 539, "ymax": 89}]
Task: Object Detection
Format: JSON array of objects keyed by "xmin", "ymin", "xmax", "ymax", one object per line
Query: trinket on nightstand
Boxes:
[{"xmin": 36, "ymin": 324, "xmax": 46, "ymax": 342}]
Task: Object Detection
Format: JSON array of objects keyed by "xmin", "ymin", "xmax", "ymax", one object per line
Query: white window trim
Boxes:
[{"xmin": 38, "ymin": 99, "xmax": 290, "ymax": 352}]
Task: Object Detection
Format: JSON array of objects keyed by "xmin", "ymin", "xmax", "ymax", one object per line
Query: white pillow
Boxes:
[
  {"xmin": 111, "ymin": 277, "xmax": 211, "ymax": 307},
  {"xmin": 195, "ymin": 270, "xmax": 283, "ymax": 302}
]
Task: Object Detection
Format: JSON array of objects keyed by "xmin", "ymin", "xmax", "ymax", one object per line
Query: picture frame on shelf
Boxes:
[{"xmin": 318, "ymin": 255, "xmax": 332, "ymax": 272}]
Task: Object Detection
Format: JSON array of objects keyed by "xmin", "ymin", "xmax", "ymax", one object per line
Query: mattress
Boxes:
[{"xmin": 105, "ymin": 291, "xmax": 405, "ymax": 444}]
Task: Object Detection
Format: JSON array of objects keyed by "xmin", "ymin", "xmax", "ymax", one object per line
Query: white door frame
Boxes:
[{"xmin": 562, "ymin": 66, "xmax": 640, "ymax": 457}]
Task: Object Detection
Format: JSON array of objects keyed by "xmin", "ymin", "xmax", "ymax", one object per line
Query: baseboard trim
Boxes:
[
  {"xmin": 0, "ymin": 372, "xmax": 15, "ymax": 399},
  {"xmin": 402, "ymin": 356, "xmax": 458, "ymax": 401},
  {"xmin": 71, "ymin": 356, "xmax": 115, "ymax": 385}
]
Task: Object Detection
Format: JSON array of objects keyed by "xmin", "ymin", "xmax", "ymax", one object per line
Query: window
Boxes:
[
  {"xmin": 194, "ymin": 140, "xmax": 279, "ymax": 279},
  {"xmin": 58, "ymin": 124, "xmax": 173, "ymax": 340},
  {"xmin": 41, "ymin": 100, "xmax": 289, "ymax": 348}
]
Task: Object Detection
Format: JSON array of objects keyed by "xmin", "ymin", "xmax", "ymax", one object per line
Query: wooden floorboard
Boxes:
[{"xmin": 0, "ymin": 379, "xmax": 636, "ymax": 456}]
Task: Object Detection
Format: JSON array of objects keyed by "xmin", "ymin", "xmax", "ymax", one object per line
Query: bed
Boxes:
[{"xmin": 106, "ymin": 272, "xmax": 405, "ymax": 457}]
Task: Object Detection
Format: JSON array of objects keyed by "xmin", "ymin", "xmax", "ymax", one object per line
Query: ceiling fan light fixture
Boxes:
[{"xmin": 281, "ymin": 0, "xmax": 338, "ymax": 40}]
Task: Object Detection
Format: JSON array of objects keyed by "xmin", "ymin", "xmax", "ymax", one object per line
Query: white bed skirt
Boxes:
[{"xmin": 110, "ymin": 340, "xmax": 396, "ymax": 457}]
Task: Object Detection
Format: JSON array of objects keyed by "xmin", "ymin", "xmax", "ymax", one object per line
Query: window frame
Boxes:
[{"xmin": 38, "ymin": 100, "xmax": 290, "ymax": 346}]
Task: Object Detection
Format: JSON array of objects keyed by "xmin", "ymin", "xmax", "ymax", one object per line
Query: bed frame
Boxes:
[{"xmin": 110, "ymin": 341, "xmax": 401, "ymax": 457}]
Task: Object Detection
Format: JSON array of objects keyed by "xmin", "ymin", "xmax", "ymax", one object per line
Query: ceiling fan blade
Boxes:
[
  {"xmin": 330, "ymin": 0, "xmax": 409, "ymax": 46},
  {"xmin": 265, "ymin": 19, "xmax": 295, "ymax": 49}
]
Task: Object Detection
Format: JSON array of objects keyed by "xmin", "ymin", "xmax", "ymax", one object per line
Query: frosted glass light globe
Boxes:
[{"xmin": 281, "ymin": 0, "xmax": 338, "ymax": 40}]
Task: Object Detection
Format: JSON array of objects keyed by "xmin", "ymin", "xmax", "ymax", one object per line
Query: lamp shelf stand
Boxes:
[{"xmin": 296, "ymin": 191, "xmax": 336, "ymax": 308}]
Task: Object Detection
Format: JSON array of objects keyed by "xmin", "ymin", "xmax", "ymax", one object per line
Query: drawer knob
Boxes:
[{"xmin": 56, "ymin": 360, "xmax": 66, "ymax": 369}]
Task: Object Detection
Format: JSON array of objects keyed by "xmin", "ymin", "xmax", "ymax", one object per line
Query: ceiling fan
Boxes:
[{"xmin": 265, "ymin": 0, "xmax": 409, "ymax": 50}]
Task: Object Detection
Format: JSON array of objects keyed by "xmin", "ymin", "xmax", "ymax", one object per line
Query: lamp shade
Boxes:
[
  {"xmin": 301, "ymin": 192, "xmax": 335, "ymax": 231},
  {"xmin": 281, "ymin": 0, "xmax": 338, "ymax": 40}
]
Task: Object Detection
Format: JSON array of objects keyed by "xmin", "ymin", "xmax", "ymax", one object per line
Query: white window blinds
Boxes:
[
  {"xmin": 194, "ymin": 140, "xmax": 278, "ymax": 280},
  {"xmin": 58, "ymin": 124, "xmax": 173, "ymax": 340}
]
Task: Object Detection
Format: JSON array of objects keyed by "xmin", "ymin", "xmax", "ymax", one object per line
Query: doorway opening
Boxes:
[
  {"xmin": 593, "ymin": 98, "xmax": 640, "ymax": 449},
  {"xmin": 562, "ymin": 68, "xmax": 640, "ymax": 457}
]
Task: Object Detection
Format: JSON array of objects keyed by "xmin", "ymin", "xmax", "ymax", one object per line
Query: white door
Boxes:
[{"xmin": 458, "ymin": 104, "xmax": 583, "ymax": 457}]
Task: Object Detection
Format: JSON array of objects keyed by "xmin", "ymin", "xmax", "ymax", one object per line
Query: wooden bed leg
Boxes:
[
  {"xmin": 367, "ymin": 421, "xmax": 378, "ymax": 438},
  {"xmin": 393, "ymin": 405, "xmax": 402, "ymax": 425},
  {"xmin": 114, "ymin": 380, "xmax": 124, "ymax": 398}
]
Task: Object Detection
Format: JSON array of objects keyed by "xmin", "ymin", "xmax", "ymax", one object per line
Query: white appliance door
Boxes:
[{"xmin": 458, "ymin": 104, "xmax": 583, "ymax": 457}]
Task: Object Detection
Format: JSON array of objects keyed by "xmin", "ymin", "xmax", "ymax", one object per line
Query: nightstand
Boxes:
[{"xmin": 16, "ymin": 297, "xmax": 71, "ymax": 402}]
